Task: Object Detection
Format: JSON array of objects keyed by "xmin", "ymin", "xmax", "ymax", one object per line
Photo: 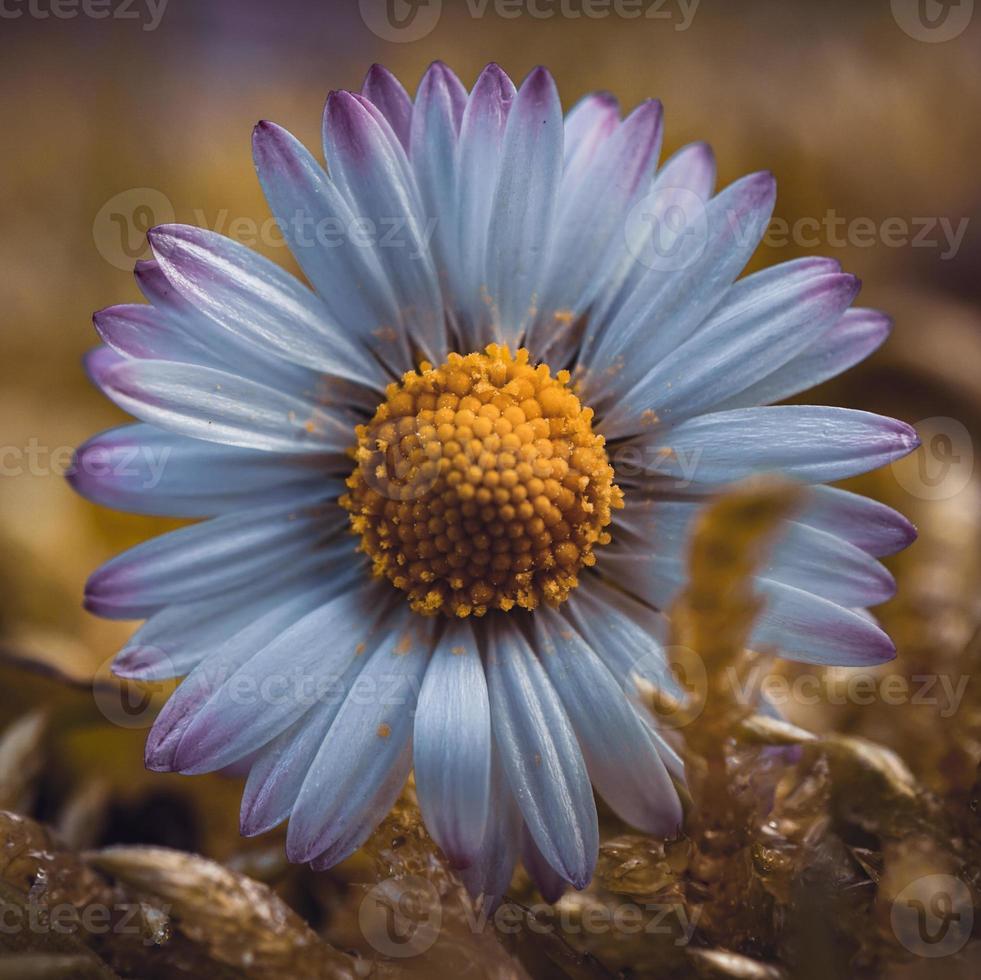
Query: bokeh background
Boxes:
[{"xmin": 1, "ymin": 1, "xmax": 979, "ymax": 977}]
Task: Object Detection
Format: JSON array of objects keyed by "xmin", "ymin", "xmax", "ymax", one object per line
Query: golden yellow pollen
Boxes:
[{"xmin": 341, "ymin": 345, "xmax": 623, "ymax": 618}]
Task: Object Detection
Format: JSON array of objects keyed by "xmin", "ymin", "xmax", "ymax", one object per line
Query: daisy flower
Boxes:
[{"xmin": 72, "ymin": 62, "xmax": 919, "ymax": 906}]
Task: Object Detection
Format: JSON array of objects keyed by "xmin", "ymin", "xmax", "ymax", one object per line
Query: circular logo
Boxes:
[
  {"xmin": 359, "ymin": 0, "xmax": 443, "ymax": 42},
  {"xmin": 891, "ymin": 417, "xmax": 973, "ymax": 501},
  {"xmin": 891, "ymin": 0, "xmax": 974, "ymax": 42},
  {"xmin": 357, "ymin": 417, "xmax": 443, "ymax": 502},
  {"xmin": 624, "ymin": 185, "xmax": 709, "ymax": 273},
  {"xmin": 891, "ymin": 874, "xmax": 973, "ymax": 958},
  {"xmin": 93, "ymin": 652, "xmax": 173, "ymax": 729},
  {"xmin": 625, "ymin": 643, "xmax": 708, "ymax": 730},
  {"xmin": 358, "ymin": 876, "xmax": 442, "ymax": 958},
  {"xmin": 92, "ymin": 188, "xmax": 175, "ymax": 271}
]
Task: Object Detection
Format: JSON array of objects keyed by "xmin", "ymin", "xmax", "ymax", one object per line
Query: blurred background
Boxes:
[{"xmin": 1, "ymin": 1, "xmax": 979, "ymax": 977}]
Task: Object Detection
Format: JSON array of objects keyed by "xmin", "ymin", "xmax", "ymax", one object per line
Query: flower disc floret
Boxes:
[{"xmin": 342, "ymin": 345, "xmax": 623, "ymax": 617}]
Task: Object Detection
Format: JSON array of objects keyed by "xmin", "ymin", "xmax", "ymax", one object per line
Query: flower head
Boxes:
[{"xmin": 72, "ymin": 62, "xmax": 918, "ymax": 905}]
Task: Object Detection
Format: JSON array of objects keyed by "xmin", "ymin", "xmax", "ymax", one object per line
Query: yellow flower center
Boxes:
[{"xmin": 341, "ymin": 345, "xmax": 623, "ymax": 617}]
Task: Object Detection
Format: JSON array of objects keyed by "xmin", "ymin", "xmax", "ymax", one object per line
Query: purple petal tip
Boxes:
[
  {"xmin": 690, "ymin": 141, "xmax": 715, "ymax": 162},
  {"xmin": 750, "ymin": 169, "xmax": 778, "ymax": 199},
  {"xmin": 145, "ymin": 751, "xmax": 176, "ymax": 773},
  {"xmin": 252, "ymin": 120, "xmax": 306, "ymax": 174},
  {"xmin": 899, "ymin": 518, "xmax": 919, "ymax": 549},
  {"xmin": 82, "ymin": 347, "xmax": 121, "ymax": 388},
  {"xmin": 361, "ymin": 64, "xmax": 400, "ymax": 97},
  {"xmin": 898, "ymin": 421, "xmax": 922, "ymax": 454},
  {"xmin": 111, "ymin": 647, "xmax": 162, "ymax": 680},
  {"xmin": 522, "ymin": 65, "xmax": 557, "ymax": 100}
]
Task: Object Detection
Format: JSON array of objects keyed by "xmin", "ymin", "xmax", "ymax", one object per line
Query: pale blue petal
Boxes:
[
  {"xmin": 563, "ymin": 579, "xmax": 680, "ymax": 698},
  {"xmin": 598, "ymin": 263, "xmax": 859, "ymax": 438},
  {"xmin": 413, "ymin": 619, "xmax": 491, "ymax": 868},
  {"xmin": 530, "ymin": 100, "xmax": 664, "ymax": 362},
  {"xmin": 241, "ymin": 701, "xmax": 341, "ymax": 837},
  {"xmin": 84, "ymin": 502, "xmax": 347, "ymax": 619},
  {"xmin": 93, "ymin": 303, "xmax": 214, "ymax": 364},
  {"xmin": 144, "ymin": 580, "xmax": 344, "ymax": 772},
  {"xmin": 133, "ymin": 260, "xmax": 328, "ymax": 397},
  {"xmin": 533, "ymin": 608, "xmax": 682, "ymax": 835},
  {"xmin": 626, "ymin": 406, "xmax": 919, "ymax": 485},
  {"xmin": 454, "ymin": 63, "xmax": 516, "ymax": 349},
  {"xmin": 614, "ymin": 498, "xmax": 896, "ymax": 606},
  {"xmin": 522, "ymin": 826, "xmax": 566, "ymax": 904},
  {"xmin": 252, "ymin": 120, "xmax": 410, "ymax": 370},
  {"xmin": 584, "ymin": 140, "xmax": 717, "ymax": 343},
  {"xmin": 113, "ymin": 570, "xmax": 334, "ymax": 681},
  {"xmin": 710, "ymin": 308, "xmax": 893, "ymax": 411},
  {"xmin": 582, "ymin": 171, "xmax": 776, "ymax": 409},
  {"xmin": 484, "ymin": 67, "xmax": 563, "ymax": 347},
  {"xmin": 286, "ymin": 612, "xmax": 436, "ymax": 865},
  {"xmin": 796, "ymin": 485, "xmax": 917, "ymax": 557},
  {"xmin": 601, "ymin": 552, "xmax": 897, "ymax": 666},
  {"xmin": 91, "ymin": 357, "xmax": 352, "ymax": 456},
  {"xmin": 70, "ymin": 423, "xmax": 340, "ymax": 518},
  {"xmin": 147, "ymin": 225, "xmax": 384, "ymax": 389},
  {"xmin": 485, "ymin": 618, "xmax": 597, "ymax": 888},
  {"xmin": 562, "ymin": 91, "xmax": 619, "ymax": 186},
  {"xmin": 362, "ymin": 63, "xmax": 414, "ymax": 151},
  {"xmin": 459, "ymin": 747, "xmax": 522, "ymax": 909},
  {"xmin": 323, "ymin": 91, "xmax": 446, "ymax": 361},
  {"xmin": 173, "ymin": 579, "xmax": 395, "ymax": 775},
  {"xmin": 241, "ymin": 603, "xmax": 405, "ymax": 836},
  {"xmin": 410, "ymin": 62, "xmax": 467, "ymax": 307},
  {"xmin": 561, "ymin": 582, "xmax": 685, "ymax": 779},
  {"xmin": 752, "ymin": 578, "xmax": 897, "ymax": 666}
]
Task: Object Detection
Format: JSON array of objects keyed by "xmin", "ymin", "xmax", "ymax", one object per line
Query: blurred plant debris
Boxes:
[{"xmin": 0, "ymin": 473, "xmax": 977, "ymax": 978}]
